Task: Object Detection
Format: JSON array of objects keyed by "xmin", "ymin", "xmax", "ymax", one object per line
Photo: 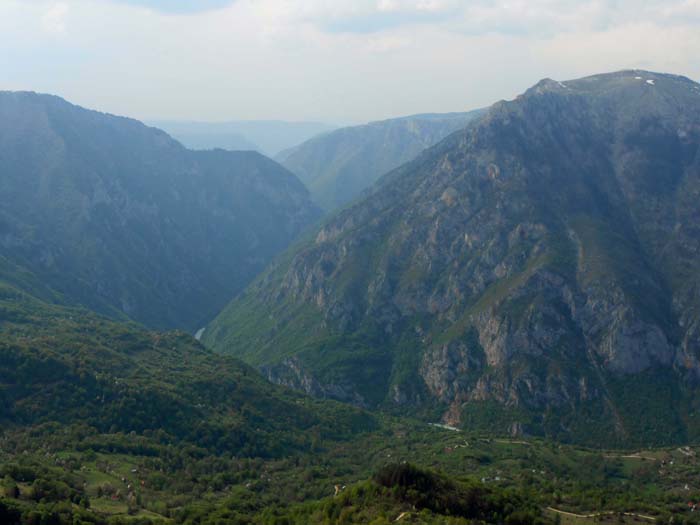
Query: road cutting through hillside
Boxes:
[{"xmin": 547, "ymin": 507, "xmax": 657, "ymax": 521}]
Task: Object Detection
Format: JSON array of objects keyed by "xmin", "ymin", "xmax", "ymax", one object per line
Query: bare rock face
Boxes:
[
  {"xmin": 420, "ymin": 341, "xmax": 482, "ymax": 402},
  {"xmin": 595, "ymin": 310, "xmax": 673, "ymax": 374},
  {"xmin": 262, "ymin": 357, "xmax": 370, "ymax": 407},
  {"xmin": 208, "ymin": 71, "xmax": 700, "ymax": 446}
]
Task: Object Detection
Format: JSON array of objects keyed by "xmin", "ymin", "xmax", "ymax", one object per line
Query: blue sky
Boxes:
[{"xmin": 1, "ymin": 0, "xmax": 698, "ymax": 123}]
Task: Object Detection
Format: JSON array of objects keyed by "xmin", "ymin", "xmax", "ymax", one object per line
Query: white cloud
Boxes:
[
  {"xmin": 365, "ymin": 34, "xmax": 412, "ymax": 52},
  {"xmin": 377, "ymin": 0, "xmax": 456, "ymax": 13},
  {"xmin": 656, "ymin": 0, "xmax": 700, "ymax": 23},
  {"xmin": 1, "ymin": 0, "xmax": 698, "ymax": 123},
  {"xmin": 41, "ymin": 2, "xmax": 69, "ymax": 35}
]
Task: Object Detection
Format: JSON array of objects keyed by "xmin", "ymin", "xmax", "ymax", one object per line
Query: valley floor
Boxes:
[{"xmin": 2, "ymin": 418, "xmax": 700, "ymax": 524}]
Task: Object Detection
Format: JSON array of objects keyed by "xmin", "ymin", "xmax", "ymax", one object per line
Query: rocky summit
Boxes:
[{"xmin": 206, "ymin": 71, "xmax": 700, "ymax": 446}]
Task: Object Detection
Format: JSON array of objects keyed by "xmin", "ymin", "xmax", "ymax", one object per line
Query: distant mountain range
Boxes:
[
  {"xmin": 205, "ymin": 71, "xmax": 700, "ymax": 446},
  {"xmin": 0, "ymin": 91, "xmax": 321, "ymax": 330},
  {"xmin": 150, "ymin": 119, "xmax": 336, "ymax": 157},
  {"xmin": 276, "ymin": 110, "xmax": 484, "ymax": 211}
]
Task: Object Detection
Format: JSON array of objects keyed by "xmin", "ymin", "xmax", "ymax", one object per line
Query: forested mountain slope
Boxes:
[
  {"xmin": 277, "ymin": 110, "xmax": 484, "ymax": 211},
  {"xmin": 0, "ymin": 91, "xmax": 321, "ymax": 330},
  {"xmin": 0, "ymin": 279, "xmax": 373, "ymax": 455}
]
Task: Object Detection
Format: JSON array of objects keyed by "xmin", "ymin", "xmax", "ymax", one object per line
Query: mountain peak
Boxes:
[
  {"xmin": 523, "ymin": 70, "xmax": 699, "ymax": 99},
  {"xmin": 208, "ymin": 70, "xmax": 700, "ymax": 446}
]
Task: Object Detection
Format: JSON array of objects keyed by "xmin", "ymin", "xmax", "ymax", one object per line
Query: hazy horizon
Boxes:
[{"xmin": 2, "ymin": 0, "xmax": 700, "ymax": 124}]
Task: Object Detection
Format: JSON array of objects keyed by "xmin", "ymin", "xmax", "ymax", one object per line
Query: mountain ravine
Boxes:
[
  {"xmin": 205, "ymin": 71, "xmax": 700, "ymax": 446},
  {"xmin": 277, "ymin": 110, "xmax": 484, "ymax": 211},
  {"xmin": 0, "ymin": 91, "xmax": 321, "ymax": 330}
]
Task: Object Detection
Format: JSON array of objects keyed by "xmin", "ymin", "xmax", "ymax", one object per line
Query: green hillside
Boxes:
[{"xmin": 277, "ymin": 111, "xmax": 484, "ymax": 211}]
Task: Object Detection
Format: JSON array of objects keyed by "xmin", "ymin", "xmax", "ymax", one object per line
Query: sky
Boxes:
[{"xmin": 1, "ymin": 0, "xmax": 699, "ymax": 124}]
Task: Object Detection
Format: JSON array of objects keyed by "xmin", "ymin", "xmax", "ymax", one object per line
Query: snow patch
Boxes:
[
  {"xmin": 646, "ymin": 79, "xmax": 655, "ymax": 85},
  {"xmin": 557, "ymin": 81, "xmax": 568, "ymax": 89},
  {"xmin": 634, "ymin": 76, "xmax": 642, "ymax": 80},
  {"xmin": 194, "ymin": 327, "xmax": 206, "ymax": 341}
]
